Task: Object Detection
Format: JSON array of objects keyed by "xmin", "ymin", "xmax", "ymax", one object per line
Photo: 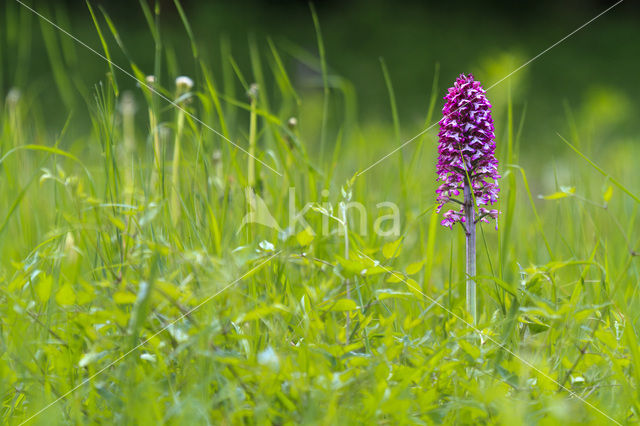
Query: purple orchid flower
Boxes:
[{"xmin": 436, "ymin": 73, "xmax": 500, "ymax": 229}]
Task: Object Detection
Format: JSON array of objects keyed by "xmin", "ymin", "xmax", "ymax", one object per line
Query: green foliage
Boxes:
[{"xmin": 0, "ymin": 2, "xmax": 639, "ymax": 425}]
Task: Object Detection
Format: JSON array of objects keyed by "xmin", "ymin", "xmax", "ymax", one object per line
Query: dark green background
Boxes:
[{"xmin": 1, "ymin": 0, "xmax": 637, "ymax": 160}]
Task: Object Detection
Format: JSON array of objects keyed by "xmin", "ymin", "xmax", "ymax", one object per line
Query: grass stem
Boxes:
[
  {"xmin": 247, "ymin": 84, "xmax": 258, "ymax": 188},
  {"xmin": 149, "ymin": 107, "xmax": 161, "ymax": 196},
  {"xmin": 171, "ymin": 108, "xmax": 185, "ymax": 225}
]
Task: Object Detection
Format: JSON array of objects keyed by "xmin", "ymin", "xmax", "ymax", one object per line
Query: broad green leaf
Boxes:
[
  {"xmin": 330, "ymin": 298, "xmax": 358, "ymax": 311},
  {"xmin": 403, "ymin": 316, "xmax": 422, "ymax": 330},
  {"xmin": 624, "ymin": 324, "xmax": 640, "ymax": 392},
  {"xmin": 336, "ymin": 256, "xmax": 385, "ymax": 276},
  {"xmin": 156, "ymin": 280, "xmax": 184, "ymax": 301},
  {"xmin": 404, "ymin": 278, "xmax": 423, "ymax": 298},
  {"xmin": 301, "ymin": 294, "xmax": 312, "ymax": 314},
  {"xmin": 541, "ymin": 186, "xmax": 575, "ymax": 200},
  {"xmin": 55, "ymin": 283, "xmax": 76, "ymax": 306},
  {"xmin": 236, "ymin": 305, "xmax": 287, "ymax": 323},
  {"xmin": 296, "ymin": 227, "xmax": 315, "ymax": 246},
  {"xmin": 36, "ymin": 274, "xmax": 53, "ymax": 303},
  {"xmin": 596, "ymin": 329, "xmax": 618, "ymax": 350},
  {"xmin": 382, "ymin": 238, "xmax": 402, "ymax": 258},
  {"xmin": 386, "ymin": 273, "xmax": 403, "ymax": 283},
  {"xmin": 276, "ymin": 391, "xmax": 296, "ymax": 412},
  {"xmin": 107, "ymin": 215, "xmax": 126, "ymax": 231},
  {"xmin": 537, "ymin": 367, "xmax": 557, "ymax": 392},
  {"xmin": 114, "ymin": 291, "xmax": 137, "ymax": 304},
  {"xmin": 76, "ymin": 290, "xmax": 95, "ymax": 305},
  {"xmin": 458, "ymin": 339, "xmax": 481, "ymax": 360},
  {"xmin": 406, "ymin": 261, "xmax": 424, "ymax": 275}
]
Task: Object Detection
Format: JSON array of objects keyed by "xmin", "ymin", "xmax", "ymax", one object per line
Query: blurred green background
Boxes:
[{"xmin": 1, "ymin": 0, "xmax": 638, "ymax": 182}]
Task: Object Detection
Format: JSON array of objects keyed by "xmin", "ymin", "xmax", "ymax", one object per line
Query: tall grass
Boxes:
[{"xmin": 1, "ymin": 2, "xmax": 639, "ymax": 424}]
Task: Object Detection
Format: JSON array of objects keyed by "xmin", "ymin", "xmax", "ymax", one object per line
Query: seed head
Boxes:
[
  {"xmin": 120, "ymin": 91, "xmax": 136, "ymax": 116},
  {"xmin": 247, "ymin": 83, "xmax": 259, "ymax": 101},
  {"xmin": 436, "ymin": 74, "xmax": 500, "ymax": 228},
  {"xmin": 6, "ymin": 88, "xmax": 21, "ymax": 108},
  {"xmin": 175, "ymin": 75, "xmax": 194, "ymax": 92}
]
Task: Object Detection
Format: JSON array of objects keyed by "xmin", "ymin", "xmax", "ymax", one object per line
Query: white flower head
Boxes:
[
  {"xmin": 6, "ymin": 88, "xmax": 21, "ymax": 107},
  {"xmin": 120, "ymin": 91, "xmax": 136, "ymax": 115},
  {"xmin": 175, "ymin": 75, "xmax": 194, "ymax": 92},
  {"xmin": 257, "ymin": 346, "xmax": 280, "ymax": 371},
  {"xmin": 247, "ymin": 83, "xmax": 259, "ymax": 100}
]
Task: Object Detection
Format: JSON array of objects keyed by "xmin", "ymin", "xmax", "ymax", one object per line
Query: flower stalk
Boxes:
[
  {"xmin": 245, "ymin": 84, "xmax": 259, "ymax": 244},
  {"xmin": 171, "ymin": 76, "xmax": 194, "ymax": 225},
  {"xmin": 340, "ymin": 200, "xmax": 351, "ymax": 344},
  {"xmin": 247, "ymin": 83, "xmax": 259, "ymax": 188},
  {"xmin": 463, "ymin": 177, "xmax": 477, "ymax": 323},
  {"xmin": 171, "ymin": 109, "xmax": 185, "ymax": 223},
  {"xmin": 143, "ymin": 75, "xmax": 163, "ymax": 196},
  {"xmin": 120, "ymin": 91, "xmax": 136, "ymax": 194}
]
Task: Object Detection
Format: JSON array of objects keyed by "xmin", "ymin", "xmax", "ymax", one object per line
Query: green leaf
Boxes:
[
  {"xmin": 603, "ymin": 185, "xmax": 613, "ymax": 203},
  {"xmin": 236, "ymin": 305, "xmax": 288, "ymax": 323},
  {"xmin": 382, "ymin": 238, "xmax": 402, "ymax": 258},
  {"xmin": 296, "ymin": 227, "xmax": 315, "ymax": 246},
  {"xmin": 404, "ymin": 278, "xmax": 423, "ymax": 298},
  {"xmin": 55, "ymin": 283, "xmax": 76, "ymax": 306},
  {"xmin": 406, "ymin": 261, "xmax": 424, "ymax": 275},
  {"xmin": 376, "ymin": 289, "xmax": 411, "ymax": 300},
  {"xmin": 458, "ymin": 339, "xmax": 481, "ymax": 360},
  {"xmin": 36, "ymin": 274, "xmax": 53, "ymax": 303},
  {"xmin": 78, "ymin": 351, "xmax": 108, "ymax": 368},
  {"xmin": 386, "ymin": 273, "xmax": 403, "ymax": 283},
  {"xmin": 113, "ymin": 291, "xmax": 137, "ymax": 304},
  {"xmin": 330, "ymin": 298, "xmax": 358, "ymax": 311},
  {"xmin": 595, "ymin": 329, "xmax": 618, "ymax": 350},
  {"xmin": 624, "ymin": 323, "xmax": 640, "ymax": 397},
  {"xmin": 541, "ymin": 186, "xmax": 575, "ymax": 200},
  {"xmin": 86, "ymin": 0, "xmax": 118, "ymax": 95},
  {"xmin": 336, "ymin": 256, "xmax": 385, "ymax": 277}
]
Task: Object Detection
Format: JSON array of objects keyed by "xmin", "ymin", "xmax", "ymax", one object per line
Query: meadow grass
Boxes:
[{"xmin": 1, "ymin": 2, "xmax": 639, "ymax": 424}]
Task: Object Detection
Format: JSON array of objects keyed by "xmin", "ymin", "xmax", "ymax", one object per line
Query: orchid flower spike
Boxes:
[{"xmin": 436, "ymin": 73, "xmax": 500, "ymax": 228}]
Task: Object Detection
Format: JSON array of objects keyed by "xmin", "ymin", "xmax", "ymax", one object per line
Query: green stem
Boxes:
[
  {"xmin": 341, "ymin": 203, "xmax": 351, "ymax": 344},
  {"xmin": 122, "ymin": 94, "xmax": 135, "ymax": 193},
  {"xmin": 171, "ymin": 109, "xmax": 185, "ymax": 225},
  {"xmin": 149, "ymin": 107, "xmax": 161, "ymax": 196},
  {"xmin": 464, "ymin": 177, "xmax": 477, "ymax": 324},
  {"xmin": 248, "ymin": 93, "xmax": 257, "ymax": 188}
]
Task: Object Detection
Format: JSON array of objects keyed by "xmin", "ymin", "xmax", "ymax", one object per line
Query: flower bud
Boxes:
[
  {"xmin": 247, "ymin": 83, "xmax": 259, "ymax": 101},
  {"xmin": 6, "ymin": 88, "xmax": 21, "ymax": 108},
  {"xmin": 175, "ymin": 75, "xmax": 194, "ymax": 93}
]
